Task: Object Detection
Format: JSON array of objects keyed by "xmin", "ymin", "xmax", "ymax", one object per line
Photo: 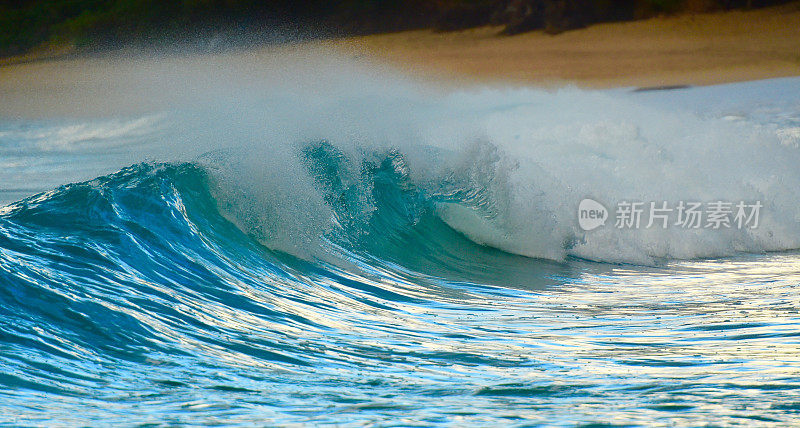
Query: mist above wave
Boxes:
[{"xmin": 4, "ymin": 50, "xmax": 799, "ymax": 264}]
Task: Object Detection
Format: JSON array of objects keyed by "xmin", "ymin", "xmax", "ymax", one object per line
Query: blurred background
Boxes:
[{"xmin": 2, "ymin": 0, "xmax": 796, "ymax": 58}]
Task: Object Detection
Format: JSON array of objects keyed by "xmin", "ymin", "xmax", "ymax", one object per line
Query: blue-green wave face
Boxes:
[
  {"xmin": 2, "ymin": 66, "xmax": 800, "ymax": 425},
  {"xmin": 0, "ymin": 158, "xmax": 588, "ymax": 422}
]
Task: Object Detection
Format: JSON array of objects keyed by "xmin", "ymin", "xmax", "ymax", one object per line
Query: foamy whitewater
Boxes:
[{"xmin": 1, "ymin": 54, "xmax": 800, "ymax": 425}]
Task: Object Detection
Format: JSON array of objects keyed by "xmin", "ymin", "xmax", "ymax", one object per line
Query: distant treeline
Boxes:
[{"xmin": 0, "ymin": 0, "xmax": 793, "ymax": 57}]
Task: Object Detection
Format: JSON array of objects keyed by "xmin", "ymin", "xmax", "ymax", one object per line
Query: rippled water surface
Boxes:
[{"xmin": 2, "ymin": 72, "xmax": 800, "ymax": 425}]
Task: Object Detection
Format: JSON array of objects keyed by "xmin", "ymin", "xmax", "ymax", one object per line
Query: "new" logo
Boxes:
[{"xmin": 578, "ymin": 198, "xmax": 608, "ymax": 231}]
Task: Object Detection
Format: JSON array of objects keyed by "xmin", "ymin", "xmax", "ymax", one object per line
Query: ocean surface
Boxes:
[{"xmin": 2, "ymin": 61, "xmax": 800, "ymax": 425}]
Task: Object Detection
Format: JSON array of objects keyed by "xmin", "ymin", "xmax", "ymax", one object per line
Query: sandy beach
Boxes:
[
  {"xmin": 328, "ymin": 2, "xmax": 800, "ymax": 88},
  {"xmin": 1, "ymin": 1, "xmax": 799, "ymax": 116}
]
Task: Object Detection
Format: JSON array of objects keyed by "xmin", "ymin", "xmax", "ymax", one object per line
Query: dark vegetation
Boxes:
[{"xmin": 0, "ymin": 0, "xmax": 794, "ymax": 57}]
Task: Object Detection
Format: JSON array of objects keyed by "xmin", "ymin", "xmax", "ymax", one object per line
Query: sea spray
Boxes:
[{"xmin": 2, "ymin": 53, "xmax": 799, "ymax": 263}]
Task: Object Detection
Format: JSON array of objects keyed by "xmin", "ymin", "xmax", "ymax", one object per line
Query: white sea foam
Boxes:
[
  {"xmin": 194, "ymin": 70, "xmax": 800, "ymax": 263},
  {"xmin": 3, "ymin": 52, "xmax": 799, "ymax": 263},
  {"xmin": 418, "ymin": 86, "xmax": 800, "ymax": 264}
]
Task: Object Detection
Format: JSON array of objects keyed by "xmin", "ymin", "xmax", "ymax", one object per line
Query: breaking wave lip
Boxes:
[
  {"xmin": 6, "ymin": 116, "xmax": 800, "ymax": 269},
  {"xmin": 3, "ymin": 123, "xmax": 799, "ymax": 281},
  {"xmin": 2, "ymin": 53, "xmax": 800, "ymax": 266},
  {"xmin": 196, "ymin": 112, "xmax": 800, "ymax": 267},
  {"xmin": 115, "ymin": 65, "xmax": 800, "ymax": 266}
]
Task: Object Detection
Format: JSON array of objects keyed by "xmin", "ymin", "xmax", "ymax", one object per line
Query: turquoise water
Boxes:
[{"xmin": 2, "ymin": 71, "xmax": 800, "ymax": 425}]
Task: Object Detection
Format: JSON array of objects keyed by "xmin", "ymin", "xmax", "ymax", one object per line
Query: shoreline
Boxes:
[
  {"xmin": 1, "ymin": 3, "xmax": 799, "ymax": 116},
  {"xmin": 326, "ymin": 3, "xmax": 800, "ymax": 88}
]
